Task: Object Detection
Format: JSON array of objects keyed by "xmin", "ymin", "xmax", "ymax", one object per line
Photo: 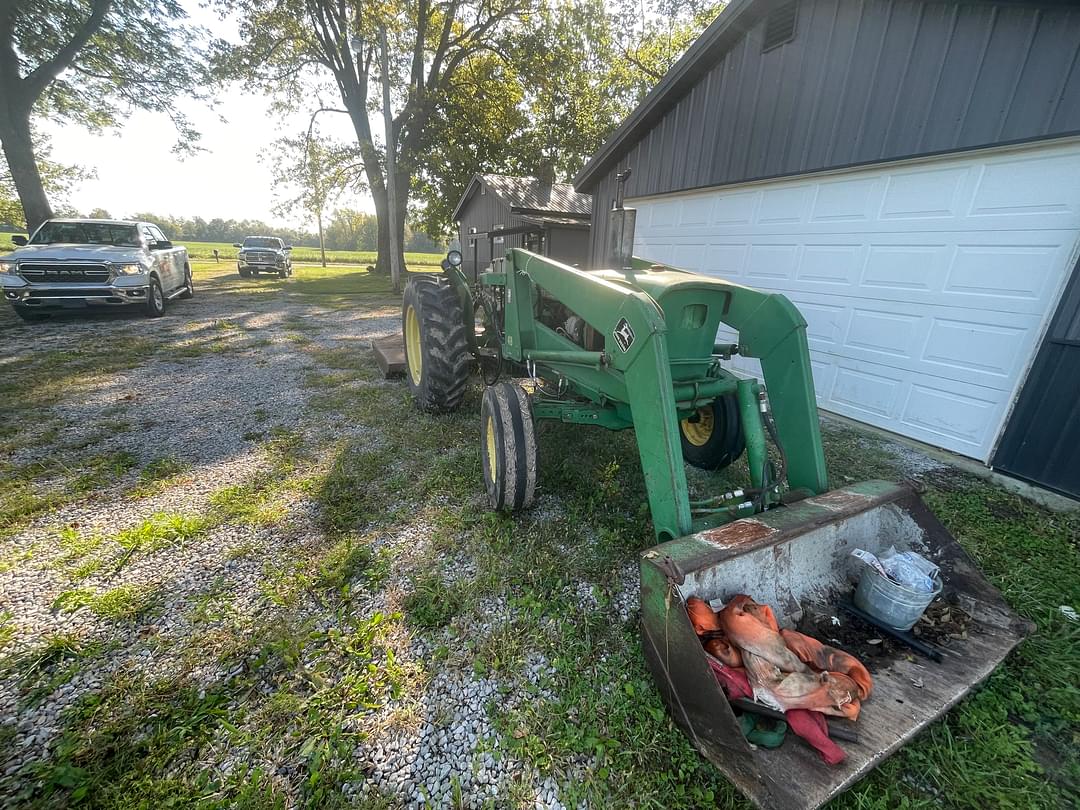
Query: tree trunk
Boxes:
[
  {"xmin": 317, "ymin": 209, "xmax": 326, "ymax": 267},
  {"xmin": 379, "ymin": 27, "xmax": 403, "ymax": 294},
  {"xmin": 372, "ymin": 182, "xmax": 408, "ymax": 280},
  {"xmin": 0, "ymin": 104, "xmax": 53, "ymax": 232}
]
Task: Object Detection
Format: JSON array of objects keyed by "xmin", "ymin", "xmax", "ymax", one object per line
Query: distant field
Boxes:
[
  {"xmin": 190, "ymin": 259, "xmax": 430, "ymax": 296},
  {"xmin": 0, "ymin": 234, "xmax": 444, "ymax": 267}
]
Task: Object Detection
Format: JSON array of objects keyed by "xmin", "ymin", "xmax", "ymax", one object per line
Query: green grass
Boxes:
[
  {"xmin": 181, "ymin": 240, "xmax": 443, "ymax": 267},
  {"xmin": 0, "ymin": 232, "xmax": 444, "ymax": 266},
  {"xmin": 52, "ymin": 585, "xmax": 156, "ymax": 622},
  {"xmin": 189, "ymin": 258, "xmax": 435, "ymax": 298}
]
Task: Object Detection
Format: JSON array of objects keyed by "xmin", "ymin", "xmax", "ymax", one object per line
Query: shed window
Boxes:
[{"xmin": 762, "ymin": 1, "xmax": 798, "ymax": 52}]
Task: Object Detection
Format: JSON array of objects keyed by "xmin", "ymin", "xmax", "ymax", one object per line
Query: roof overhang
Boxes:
[
  {"xmin": 574, "ymin": 0, "xmax": 769, "ymax": 192},
  {"xmin": 451, "ymin": 175, "xmax": 484, "ymax": 222}
]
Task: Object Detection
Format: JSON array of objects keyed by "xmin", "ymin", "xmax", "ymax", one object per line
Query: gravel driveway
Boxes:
[{"xmin": 0, "ymin": 275, "xmax": 587, "ymax": 808}]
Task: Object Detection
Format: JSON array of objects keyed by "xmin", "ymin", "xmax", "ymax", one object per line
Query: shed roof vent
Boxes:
[{"xmin": 763, "ymin": 1, "xmax": 798, "ymax": 52}]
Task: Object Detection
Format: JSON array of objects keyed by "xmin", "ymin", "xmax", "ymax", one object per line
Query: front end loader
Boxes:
[{"xmin": 397, "ymin": 193, "xmax": 1032, "ymax": 808}]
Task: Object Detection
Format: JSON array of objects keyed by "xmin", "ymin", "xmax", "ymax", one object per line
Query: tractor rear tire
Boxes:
[
  {"xmin": 679, "ymin": 392, "xmax": 745, "ymax": 471},
  {"xmin": 480, "ymin": 382, "xmax": 537, "ymax": 511},
  {"xmin": 402, "ymin": 275, "xmax": 471, "ymax": 412}
]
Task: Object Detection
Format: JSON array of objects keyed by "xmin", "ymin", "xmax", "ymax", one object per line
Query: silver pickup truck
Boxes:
[{"xmin": 0, "ymin": 219, "xmax": 193, "ymax": 322}]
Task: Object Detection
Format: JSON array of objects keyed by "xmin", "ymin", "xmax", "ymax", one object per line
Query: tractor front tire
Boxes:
[
  {"xmin": 480, "ymin": 382, "xmax": 537, "ymax": 512},
  {"xmin": 679, "ymin": 392, "xmax": 745, "ymax": 471},
  {"xmin": 402, "ymin": 275, "xmax": 471, "ymax": 412}
]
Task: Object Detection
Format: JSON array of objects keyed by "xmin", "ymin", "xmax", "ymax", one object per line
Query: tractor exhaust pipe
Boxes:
[{"xmin": 609, "ymin": 168, "xmax": 636, "ymax": 271}]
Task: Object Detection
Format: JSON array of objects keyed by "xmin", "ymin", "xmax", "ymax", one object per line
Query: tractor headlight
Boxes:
[
  {"xmin": 446, "ymin": 249, "xmax": 463, "ymax": 267},
  {"xmin": 113, "ymin": 263, "xmax": 146, "ymax": 275}
]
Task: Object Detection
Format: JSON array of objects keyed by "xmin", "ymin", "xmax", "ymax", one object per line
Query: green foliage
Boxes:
[
  {"xmin": 52, "ymin": 584, "xmax": 155, "ymax": 622},
  {"xmin": 1, "ymin": 0, "xmax": 217, "ymax": 147},
  {"xmin": 0, "ymin": 130, "xmax": 92, "ymax": 229},
  {"xmin": 404, "ymin": 573, "xmax": 464, "ymax": 630},
  {"xmin": 114, "ymin": 513, "xmax": 209, "ymax": 553}
]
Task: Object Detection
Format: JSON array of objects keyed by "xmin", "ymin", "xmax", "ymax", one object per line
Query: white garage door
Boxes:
[{"xmin": 631, "ymin": 139, "xmax": 1080, "ymax": 460}]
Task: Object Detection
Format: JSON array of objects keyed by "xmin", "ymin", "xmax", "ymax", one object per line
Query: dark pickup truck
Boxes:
[{"xmin": 234, "ymin": 236, "xmax": 293, "ymax": 278}]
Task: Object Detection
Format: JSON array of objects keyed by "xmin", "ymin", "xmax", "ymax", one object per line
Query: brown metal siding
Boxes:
[{"xmin": 585, "ymin": 0, "xmax": 1080, "ymax": 267}]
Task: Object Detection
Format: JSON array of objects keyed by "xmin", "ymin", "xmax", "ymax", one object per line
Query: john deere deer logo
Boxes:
[{"xmin": 613, "ymin": 318, "xmax": 635, "ymax": 353}]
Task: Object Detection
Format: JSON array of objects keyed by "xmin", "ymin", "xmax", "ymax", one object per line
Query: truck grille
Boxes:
[
  {"xmin": 247, "ymin": 252, "xmax": 275, "ymax": 263},
  {"xmin": 19, "ymin": 263, "xmax": 111, "ymax": 283}
]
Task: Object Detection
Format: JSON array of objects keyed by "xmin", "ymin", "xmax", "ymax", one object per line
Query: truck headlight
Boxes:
[{"xmin": 113, "ymin": 263, "xmax": 145, "ymax": 275}]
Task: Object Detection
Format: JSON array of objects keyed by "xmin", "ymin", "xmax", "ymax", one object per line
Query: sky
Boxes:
[{"xmin": 41, "ymin": 1, "xmax": 373, "ymax": 230}]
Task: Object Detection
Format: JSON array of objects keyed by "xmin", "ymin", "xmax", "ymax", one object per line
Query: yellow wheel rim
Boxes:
[
  {"xmin": 485, "ymin": 415, "xmax": 497, "ymax": 484},
  {"xmin": 405, "ymin": 304, "xmax": 422, "ymax": 386},
  {"xmin": 681, "ymin": 407, "xmax": 714, "ymax": 447}
]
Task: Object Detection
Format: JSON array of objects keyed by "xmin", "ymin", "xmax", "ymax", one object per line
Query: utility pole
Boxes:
[{"xmin": 379, "ymin": 27, "xmax": 403, "ymax": 293}]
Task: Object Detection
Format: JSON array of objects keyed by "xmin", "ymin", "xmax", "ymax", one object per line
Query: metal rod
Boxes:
[
  {"xmin": 737, "ymin": 378, "xmax": 767, "ymax": 490},
  {"xmin": 672, "ymin": 377, "xmax": 737, "ymax": 403},
  {"xmin": 525, "ymin": 349, "xmax": 606, "ymax": 368},
  {"xmin": 837, "ymin": 599, "xmax": 944, "ymax": 662}
]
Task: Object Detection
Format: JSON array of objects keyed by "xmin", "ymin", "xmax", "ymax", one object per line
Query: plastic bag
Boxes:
[{"xmin": 851, "ymin": 546, "xmax": 938, "ymax": 593}]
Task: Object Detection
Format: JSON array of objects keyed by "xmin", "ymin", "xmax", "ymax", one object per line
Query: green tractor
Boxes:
[{"xmin": 398, "ymin": 184, "xmax": 1030, "ymax": 808}]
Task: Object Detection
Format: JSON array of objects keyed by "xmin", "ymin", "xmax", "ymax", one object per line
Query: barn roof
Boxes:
[
  {"xmin": 452, "ymin": 174, "xmax": 592, "ymax": 222},
  {"xmin": 573, "ymin": 0, "xmax": 763, "ymax": 191}
]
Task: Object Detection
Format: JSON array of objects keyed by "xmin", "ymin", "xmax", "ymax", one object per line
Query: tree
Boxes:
[
  {"xmin": 0, "ymin": 1, "xmax": 216, "ymax": 231},
  {"xmin": 411, "ymin": 0, "xmax": 724, "ymax": 237},
  {"xmin": 324, "ymin": 208, "xmax": 378, "ymax": 251},
  {"xmin": 218, "ymin": 0, "xmax": 531, "ymax": 277},
  {"xmin": 1, "ymin": 130, "xmax": 92, "ymax": 229},
  {"xmin": 267, "ymin": 129, "xmax": 364, "ymax": 266}
]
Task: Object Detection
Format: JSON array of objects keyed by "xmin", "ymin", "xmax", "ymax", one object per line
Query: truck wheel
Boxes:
[
  {"xmin": 680, "ymin": 392, "xmax": 745, "ymax": 471},
  {"xmin": 145, "ymin": 276, "xmax": 166, "ymax": 318},
  {"xmin": 278, "ymin": 267, "xmax": 287, "ymax": 279},
  {"xmin": 402, "ymin": 275, "xmax": 471, "ymax": 412},
  {"xmin": 12, "ymin": 305, "xmax": 45, "ymax": 322},
  {"xmin": 179, "ymin": 266, "xmax": 194, "ymax": 299},
  {"xmin": 480, "ymin": 382, "xmax": 537, "ymax": 511},
  {"xmin": 238, "ymin": 265, "xmax": 250, "ymax": 278}
]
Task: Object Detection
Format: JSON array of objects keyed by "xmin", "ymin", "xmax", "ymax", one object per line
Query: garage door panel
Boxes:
[
  {"xmin": 746, "ymin": 244, "xmax": 798, "ymax": 281},
  {"xmin": 922, "ymin": 319, "xmax": 1027, "ymax": 378},
  {"xmin": 658, "ymin": 231, "xmax": 1074, "ymax": 315},
  {"xmin": 899, "ymin": 383, "xmax": 999, "ymax": 450},
  {"xmin": 945, "ymin": 243, "xmax": 1061, "ymax": 302},
  {"xmin": 861, "ymin": 244, "xmax": 947, "ymax": 291},
  {"xmin": 811, "ymin": 177, "xmax": 879, "ymax": 222},
  {"xmin": 704, "ymin": 243, "xmax": 749, "ymax": 277},
  {"xmin": 881, "ymin": 168, "xmax": 966, "ymax": 219},
  {"xmin": 630, "ymin": 140, "xmax": 1080, "ymax": 459},
  {"xmin": 846, "ymin": 308, "xmax": 920, "ymax": 358},
  {"xmin": 970, "ymin": 151, "xmax": 1080, "ymax": 219},
  {"xmin": 796, "ymin": 244, "xmax": 864, "ymax": 285},
  {"xmin": 831, "ymin": 365, "xmax": 902, "ymax": 418}
]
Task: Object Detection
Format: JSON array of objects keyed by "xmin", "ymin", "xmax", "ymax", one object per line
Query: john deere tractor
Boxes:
[{"xmin": 397, "ymin": 180, "xmax": 1030, "ymax": 809}]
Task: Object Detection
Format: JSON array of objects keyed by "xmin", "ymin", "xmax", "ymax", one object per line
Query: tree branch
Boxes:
[{"xmin": 24, "ymin": 0, "xmax": 112, "ymax": 101}]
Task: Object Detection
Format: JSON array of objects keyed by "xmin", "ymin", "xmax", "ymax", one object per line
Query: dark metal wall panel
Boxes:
[
  {"xmin": 994, "ymin": 257, "xmax": 1080, "ymax": 498},
  {"xmin": 584, "ymin": 0, "xmax": 1080, "ymax": 267},
  {"xmin": 547, "ymin": 227, "xmax": 591, "ymax": 267},
  {"xmin": 457, "ymin": 190, "xmax": 523, "ymax": 279}
]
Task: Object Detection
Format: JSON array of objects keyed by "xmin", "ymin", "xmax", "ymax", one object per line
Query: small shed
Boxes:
[
  {"xmin": 453, "ymin": 174, "xmax": 592, "ymax": 279},
  {"xmin": 574, "ymin": 0, "xmax": 1080, "ymax": 498}
]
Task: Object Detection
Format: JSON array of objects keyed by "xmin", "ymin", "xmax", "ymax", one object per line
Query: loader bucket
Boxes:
[{"xmin": 640, "ymin": 480, "xmax": 1033, "ymax": 810}]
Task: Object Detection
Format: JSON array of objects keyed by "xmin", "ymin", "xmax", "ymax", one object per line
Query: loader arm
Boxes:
[{"xmin": 481, "ymin": 249, "xmax": 829, "ymax": 541}]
